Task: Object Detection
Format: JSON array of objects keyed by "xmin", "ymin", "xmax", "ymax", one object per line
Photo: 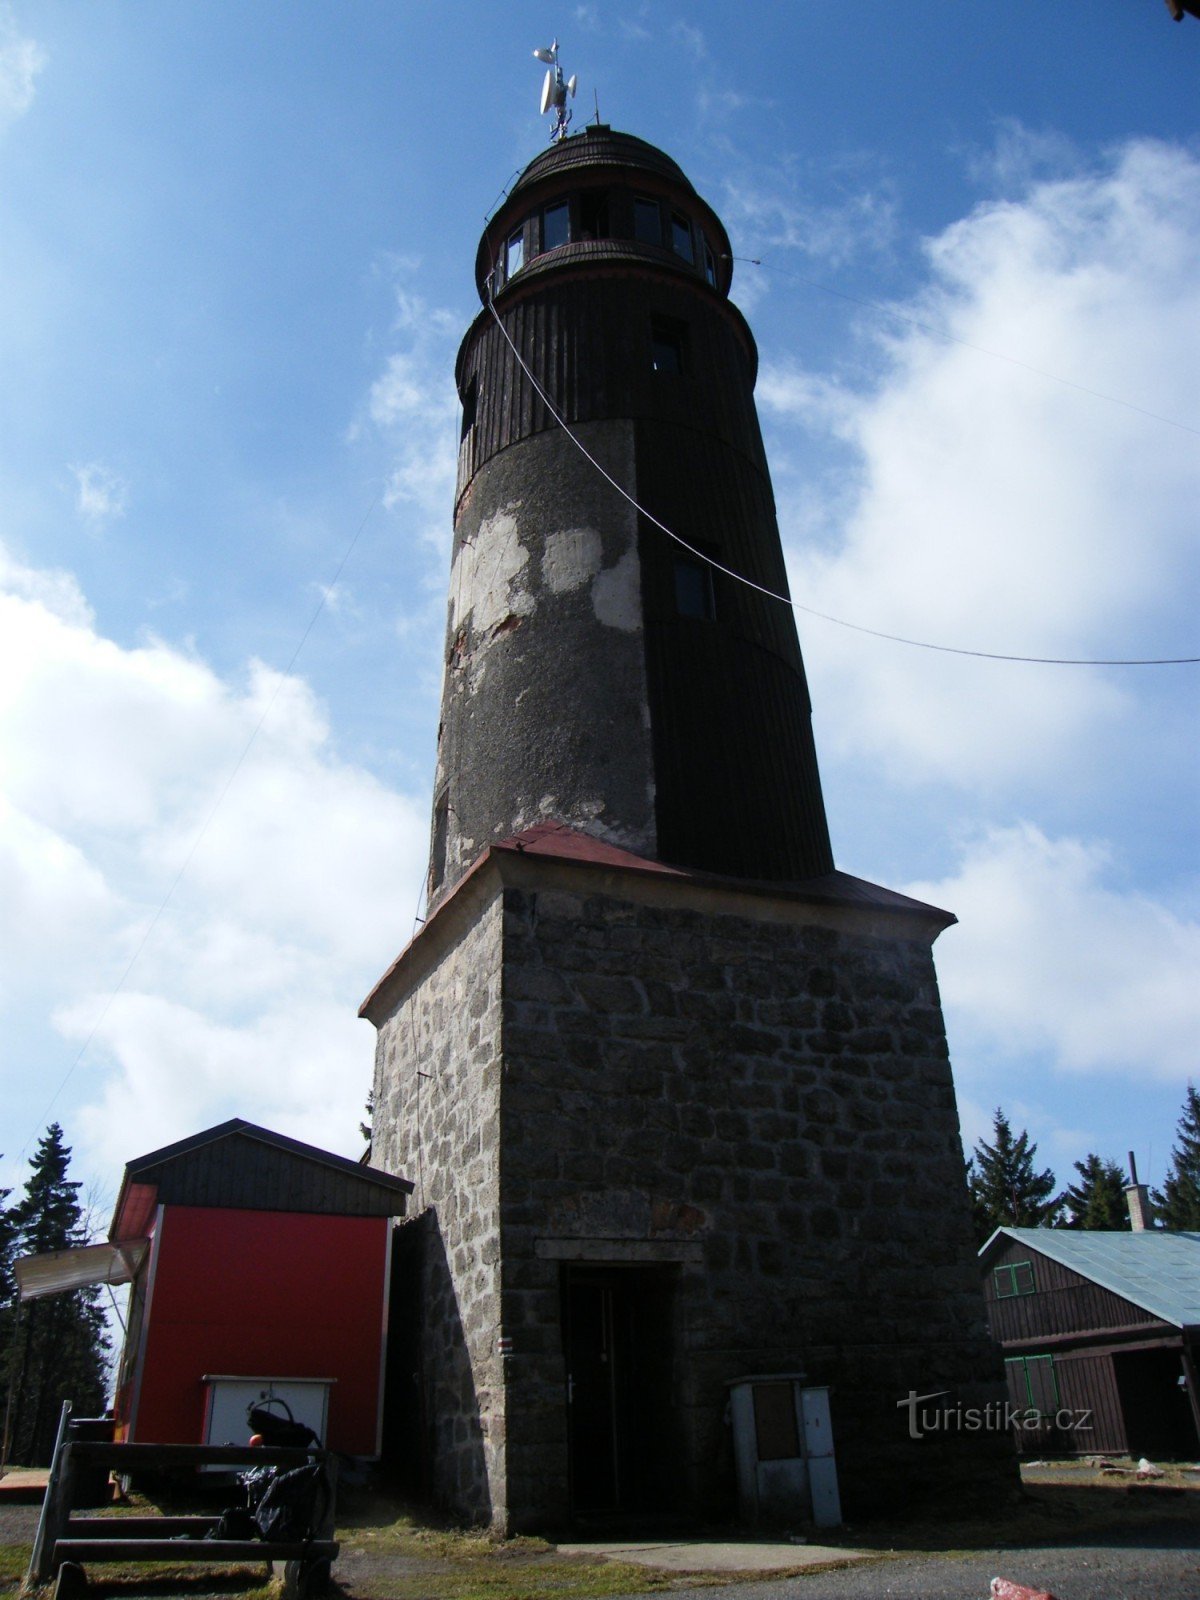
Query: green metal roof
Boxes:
[{"xmin": 981, "ymin": 1227, "xmax": 1200, "ymax": 1330}]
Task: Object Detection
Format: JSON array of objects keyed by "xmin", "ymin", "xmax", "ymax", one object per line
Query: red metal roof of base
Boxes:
[
  {"xmin": 361, "ymin": 821, "xmax": 954, "ymax": 1020},
  {"xmin": 491, "ymin": 820, "xmax": 689, "ymax": 874}
]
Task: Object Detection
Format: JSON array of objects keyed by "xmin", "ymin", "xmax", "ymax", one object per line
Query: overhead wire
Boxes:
[
  {"xmin": 734, "ymin": 255, "xmax": 1200, "ymax": 442},
  {"xmin": 481, "ymin": 273, "xmax": 1199, "ymax": 666},
  {"xmin": 21, "ymin": 223, "xmax": 1198, "ymax": 1155}
]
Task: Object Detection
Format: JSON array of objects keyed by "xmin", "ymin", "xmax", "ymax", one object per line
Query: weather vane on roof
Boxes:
[{"xmin": 533, "ymin": 40, "xmax": 577, "ymax": 143}]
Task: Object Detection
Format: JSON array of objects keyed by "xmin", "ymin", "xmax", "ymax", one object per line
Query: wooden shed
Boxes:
[
  {"xmin": 107, "ymin": 1119, "xmax": 412, "ymax": 1457},
  {"xmin": 980, "ymin": 1227, "xmax": 1200, "ymax": 1458}
]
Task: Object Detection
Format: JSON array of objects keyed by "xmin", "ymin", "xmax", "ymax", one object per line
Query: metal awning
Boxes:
[{"xmin": 14, "ymin": 1240, "xmax": 148, "ymax": 1302}]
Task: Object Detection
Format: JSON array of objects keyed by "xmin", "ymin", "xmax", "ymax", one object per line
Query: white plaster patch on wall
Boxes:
[
  {"xmin": 542, "ymin": 527, "xmax": 603, "ymax": 594},
  {"xmin": 450, "ymin": 504, "xmax": 534, "ymax": 636},
  {"xmin": 592, "ymin": 548, "xmax": 641, "ymax": 632}
]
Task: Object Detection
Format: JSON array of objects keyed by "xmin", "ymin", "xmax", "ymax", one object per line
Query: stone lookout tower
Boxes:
[{"xmin": 365, "ymin": 125, "xmax": 1010, "ymax": 1531}]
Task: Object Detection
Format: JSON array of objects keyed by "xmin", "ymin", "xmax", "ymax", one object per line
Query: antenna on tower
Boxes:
[{"xmin": 532, "ymin": 39, "xmax": 577, "ymax": 143}]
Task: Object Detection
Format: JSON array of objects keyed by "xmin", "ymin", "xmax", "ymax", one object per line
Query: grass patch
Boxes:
[
  {"xmin": 334, "ymin": 1557, "xmax": 677, "ymax": 1600},
  {"xmin": 37, "ymin": 1568, "xmax": 272, "ymax": 1595},
  {"xmin": 808, "ymin": 1460, "xmax": 1200, "ymax": 1556},
  {"xmin": 1, "ymin": 1543, "xmax": 30, "ymax": 1595},
  {"xmin": 333, "ymin": 1496, "xmax": 676, "ymax": 1600}
]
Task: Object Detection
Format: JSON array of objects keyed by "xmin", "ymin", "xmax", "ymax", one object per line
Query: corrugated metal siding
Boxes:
[{"xmin": 151, "ymin": 1137, "xmax": 407, "ymax": 1217}]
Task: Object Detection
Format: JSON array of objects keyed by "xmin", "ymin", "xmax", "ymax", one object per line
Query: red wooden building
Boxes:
[{"xmin": 105, "ymin": 1120, "xmax": 412, "ymax": 1457}]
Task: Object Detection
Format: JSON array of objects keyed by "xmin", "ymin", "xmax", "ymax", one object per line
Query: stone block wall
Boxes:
[
  {"xmin": 493, "ymin": 876, "xmax": 1012, "ymax": 1522},
  {"xmin": 368, "ymin": 857, "xmax": 1013, "ymax": 1530},
  {"xmin": 370, "ymin": 890, "xmax": 507, "ymax": 1525}
]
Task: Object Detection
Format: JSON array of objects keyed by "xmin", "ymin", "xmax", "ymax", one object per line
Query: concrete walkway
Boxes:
[
  {"xmin": 0, "ymin": 1466, "xmax": 49, "ymax": 1502},
  {"xmin": 556, "ymin": 1537, "xmax": 875, "ymax": 1573}
]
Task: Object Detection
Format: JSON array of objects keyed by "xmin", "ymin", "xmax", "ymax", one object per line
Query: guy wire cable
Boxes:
[{"xmin": 481, "ymin": 277, "xmax": 1198, "ymax": 667}]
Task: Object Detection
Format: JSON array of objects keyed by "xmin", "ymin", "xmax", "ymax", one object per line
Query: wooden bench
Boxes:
[{"xmin": 28, "ymin": 1409, "xmax": 338, "ymax": 1599}]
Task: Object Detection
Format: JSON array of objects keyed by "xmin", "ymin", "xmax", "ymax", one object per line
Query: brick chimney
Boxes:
[{"xmin": 1125, "ymin": 1150, "xmax": 1156, "ymax": 1231}]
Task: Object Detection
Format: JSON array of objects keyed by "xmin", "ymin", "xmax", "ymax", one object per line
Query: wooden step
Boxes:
[
  {"xmin": 52, "ymin": 1537, "xmax": 339, "ymax": 1564},
  {"xmin": 64, "ymin": 1517, "xmax": 219, "ymax": 1538}
]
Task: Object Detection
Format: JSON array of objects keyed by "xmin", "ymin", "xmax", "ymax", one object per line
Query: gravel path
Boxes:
[{"xmin": 660, "ymin": 1523, "xmax": 1200, "ymax": 1600}]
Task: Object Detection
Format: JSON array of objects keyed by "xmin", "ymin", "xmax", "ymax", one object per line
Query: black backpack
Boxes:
[
  {"xmin": 246, "ymin": 1395, "xmax": 320, "ymax": 1450},
  {"xmin": 253, "ymin": 1460, "xmax": 329, "ymax": 1544}
]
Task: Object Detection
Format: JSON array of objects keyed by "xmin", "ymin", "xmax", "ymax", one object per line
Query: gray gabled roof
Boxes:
[
  {"xmin": 123, "ymin": 1118, "xmax": 411, "ymax": 1193},
  {"xmin": 111, "ymin": 1117, "xmax": 412, "ymax": 1239},
  {"xmin": 980, "ymin": 1227, "xmax": 1200, "ymax": 1331}
]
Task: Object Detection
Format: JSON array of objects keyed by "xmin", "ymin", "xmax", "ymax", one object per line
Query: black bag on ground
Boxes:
[
  {"xmin": 253, "ymin": 1461, "xmax": 328, "ymax": 1544},
  {"xmin": 206, "ymin": 1506, "xmax": 257, "ymax": 1541}
]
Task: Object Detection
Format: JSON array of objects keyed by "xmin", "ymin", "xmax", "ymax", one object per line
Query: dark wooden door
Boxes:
[
  {"xmin": 563, "ymin": 1267, "xmax": 678, "ymax": 1515},
  {"xmin": 565, "ymin": 1277, "xmax": 620, "ymax": 1509}
]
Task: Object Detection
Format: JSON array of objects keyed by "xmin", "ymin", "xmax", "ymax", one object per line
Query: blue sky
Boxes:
[{"xmin": 1, "ymin": 2, "xmax": 1197, "ymax": 1216}]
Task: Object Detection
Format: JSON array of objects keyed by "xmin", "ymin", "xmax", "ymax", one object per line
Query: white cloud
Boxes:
[
  {"xmin": 0, "ymin": 794, "xmax": 117, "ymax": 1007},
  {"xmin": 722, "ymin": 176, "xmax": 899, "ymax": 267},
  {"xmin": 909, "ymin": 823, "xmax": 1200, "ymax": 1086},
  {"xmin": 0, "ymin": 539, "xmax": 428, "ymax": 1179},
  {"xmin": 966, "ymin": 119, "xmax": 1082, "ymax": 194},
  {"xmin": 0, "ymin": 542, "xmax": 93, "ymax": 626},
  {"xmin": 359, "ymin": 276, "xmax": 461, "ymax": 550},
  {"xmin": 71, "ymin": 462, "xmax": 129, "ymax": 528},
  {"xmin": 671, "ymin": 20, "xmax": 707, "ymax": 61},
  {"xmin": 0, "ymin": 5, "xmax": 44, "ymax": 134},
  {"xmin": 769, "ymin": 138, "xmax": 1200, "ymax": 792}
]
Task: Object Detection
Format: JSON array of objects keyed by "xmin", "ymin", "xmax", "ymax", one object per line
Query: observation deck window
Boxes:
[
  {"xmin": 671, "ymin": 212, "xmax": 694, "ymax": 263},
  {"xmin": 543, "ymin": 202, "xmax": 570, "ymax": 253},
  {"xmin": 634, "ymin": 197, "xmax": 662, "ymax": 246},
  {"xmin": 579, "ymin": 190, "xmax": 610, "ymax": 239},
  {"xmin": 506, "ymin": 228, "xmax": 525, "ymax": 280}
]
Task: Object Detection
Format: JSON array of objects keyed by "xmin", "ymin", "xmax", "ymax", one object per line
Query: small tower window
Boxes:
[
  {"xmin": 673, "ymin": 553, "xmax": 716, "ymax": 620},
  {"xmin": 460, "ymin": 376, "xmax": 477, "ymax": 441},
  {"xmin": 543, "ymin": 201, "xmax": 570, "ymax": 252},
  {"xmin": 634, "ymin": 197, "xmax": 661, "ymax": 246},
  {"xmin": 430, "ymin": 788, "xmax": 450, "ymax": 895},
  {"xmin": 703, "ymin": 241, "xmax": 717, "ymax": 286},
  {"xmin": 506, "ymin": 228, "xmax": 525, "ymax": 280},
  {"xmin": 578, "ymin": 190, "xmax": 609, "ymax": 239},
  {"xmin": 650, "ymin": 315, "xmax": 686, "ymax": 375},
  {"xmin": 671, "ymin": 212, "xmax": 694, "ymax": 263}
]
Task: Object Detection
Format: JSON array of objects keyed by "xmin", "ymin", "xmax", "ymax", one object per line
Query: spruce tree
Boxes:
[
  {"xmin": 1060, "ymin": 1153, "xmax": 1130, "ymax": 1230},
  {"xmin": 3, "ymin": 1125, "xmax": 109, "ymax": 1464},
  {"xmin": 0, "ymin": 1169, "xmax": 15, "ymax": 1389},
  {"xmin": 968, "ymin": 1108, "xmax": 1061, "ymax": 1243},
  {"xmin": 1152, "ymin": 1083, "xmax": 1200, "ymax": 1230}
]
